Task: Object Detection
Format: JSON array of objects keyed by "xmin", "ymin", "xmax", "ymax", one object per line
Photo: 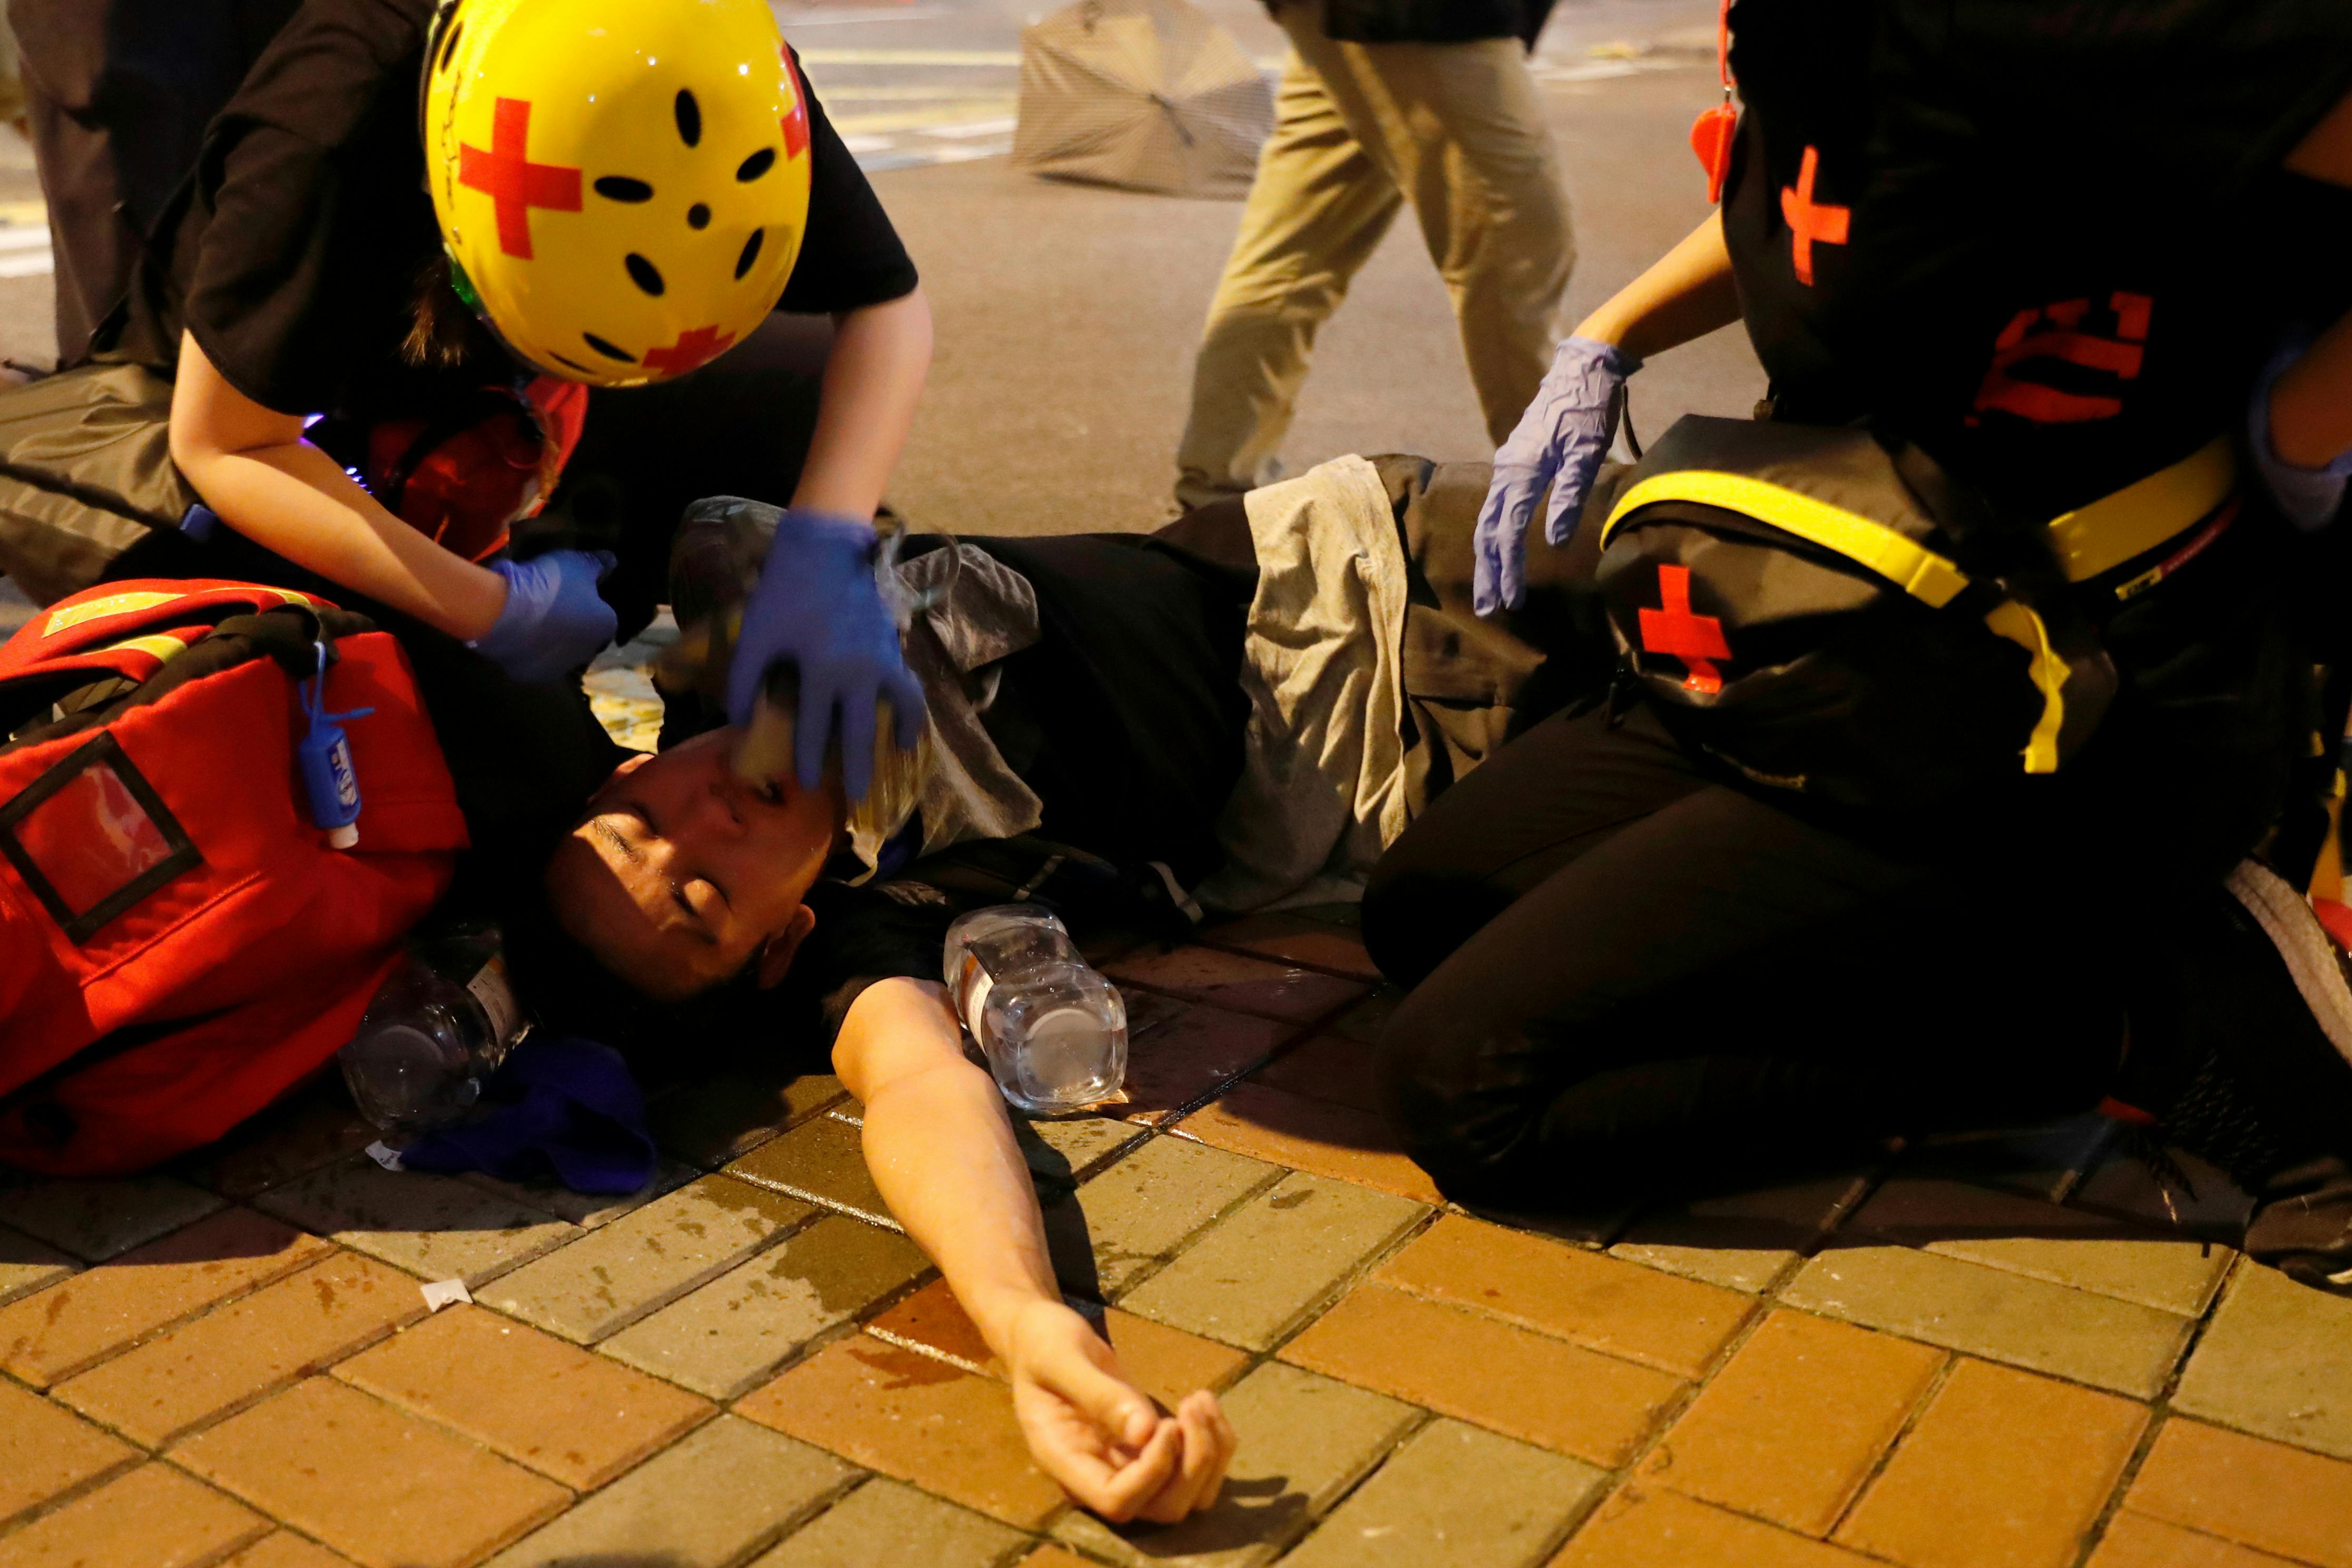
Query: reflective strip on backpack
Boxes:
[
  {"xmin": 43, "ymin": 591, "xmax": 184, "ymax": 636},
  {"xmin": 1601, "ymin": 471, "xmax": 1973, "ymax": 607},
  {"xmin": 2043, "ymin": 436, "xmax": 2235, "ymax": 583}
]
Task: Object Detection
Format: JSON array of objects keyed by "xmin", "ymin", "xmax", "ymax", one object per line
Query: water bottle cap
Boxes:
[{"xmin": 328, "ymin": 823, "xmax": 359, "ymax": 849}]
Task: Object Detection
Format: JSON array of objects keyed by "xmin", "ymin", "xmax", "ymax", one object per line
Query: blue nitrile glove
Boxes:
[
  {"xmin": 468, "ymin": 548, "xmax": 619, "ymax": 684},
  {"xmin": 723, "ymin": 504, "xmax": 925, "ymax": 802},
  {"xmin": 2250, "ymin": 332, "xmax": 2352, "ymax": 532},
  {"xmin": 1474, "ymin": 336, "xmax": 1640, "ymax": 615}
]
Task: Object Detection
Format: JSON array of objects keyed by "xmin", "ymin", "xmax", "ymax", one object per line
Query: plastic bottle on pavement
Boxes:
[
  {"xmin": 340, "ymin": 923, "xmax": 528, "ymax": 1135},
  {"xmin": 943, "ymin": 905, "xmax": 1128, "ymax": 1114}
]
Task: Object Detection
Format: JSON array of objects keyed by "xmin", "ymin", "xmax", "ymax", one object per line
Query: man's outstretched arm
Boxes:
[{"xmin": 832, "ymin": 977, "xmax": 1236, "ymax": 1522}]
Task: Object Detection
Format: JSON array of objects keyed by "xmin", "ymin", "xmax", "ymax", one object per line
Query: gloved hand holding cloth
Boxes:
[
  {"xmin": 1474, "ymin": 336, "xmax": 1640, "ymax": 615},
  {"xmin": 469, "ymin": 548, "xmax": 619, "ymax": 684},
  {"xmin": 723, "ymin": 505, "xmax": 927, "ymax": 802}
]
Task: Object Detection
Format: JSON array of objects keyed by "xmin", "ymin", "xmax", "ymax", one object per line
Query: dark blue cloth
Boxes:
[{"xmin": 399, "ymin": 1036, "xmax": 656, "ymax": 1195}]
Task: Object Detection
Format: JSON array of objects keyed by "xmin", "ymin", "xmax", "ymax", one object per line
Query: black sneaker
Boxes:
[{"xmin": 2108, "ymin": 861, "xmax": 2352, "ymax": 1292}]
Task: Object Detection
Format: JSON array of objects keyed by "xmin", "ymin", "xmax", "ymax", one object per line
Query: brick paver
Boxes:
[
  {"xmin": 0, "ymin": 1176, "xmax": 222, "ymax": 1262},
  {"xmin": 728, "ymin": 1114, "xmax": 899, "ymax": 1226},
  {"xmin": 0, "ymin": 1378, "xmax": 135, "ymax": 1530},
  {"xmin": 172, "ymin": 1378, "xmax": 570, "ymax": 1568},
  {"xmin": 1280, "ymin": 1418, "xmax": 1603, "ymax": 1568},
  {"xmin": 334, "ymin": 1304, "xmax": 712, "ymax": 1487},
  {"xmin": 1119, "ymin": 1171, "xmax": 1426, "ymax": 1349},
  {"xmin": 1119, "ymin": 1002, "xmax": 1297, "ymax": 1123},
  {"xmin": 1834, "ymin": 1359, "xmax": 2149, "ymax": 1568},
  {"xmin": 1379, "ymin": 1214, "xmax": 1753, "ymax": 1378},
  {"xmin": 0, "ymin": 1225, "xmax": 72, "ymax": 1311},
  {"xmin": 254, "ymin": 1159, "xmax": 576, "ymax": 1287},
  {"xmin": 0, "ymin": 1207, "xmax": 329, "ymax": 1386},
  {"xmin": 1197, "ymin": 911, "xmax": 1383, "ymax": 981},
  {"xmin": 1106, "ymin": 946, "xmax": 1367, "ymax": 1023},
  {"xmin": 2170, "ymin": 1261, "xmax": 2352, "ymax": 1459},
  {"xmin": 485, "ymin": 1416, "xmax": 850, "ymax": 1567},
  {"xmin": 739, "ymin": 1336, "xmax": 1065, "ymax": 1527},
  {"xmin": 481, "ymin": 1174, "xmax": 812, "ymax": 1344},
  {"xmin": 1553, "ymin": 1486, "xmax": 1884, "ymax": 1568},
  {"xmin": 1053, "ymin": 1361, "xmax": 1417, "ymax": 1568},
  {"xmin": 54, "ymin": 1251, "xmax": 424, "ymax": 1447},
  {"xmin": 1849, "ymin": 1177, "xmax": 2233, "ymax": 1315},
  {"xmin": 8, "ymin": 922, "xmax": 2352, "ymax": 1568},
  {"xmin": 1173, "ymin": 1082, "xmax": 1442, "ymax": 1203},
  {"xmin": 0, "ymin": 1463, "xmax": 268, "ymax": 1568},
  {"xmin": 1781, "ymin": 1242, "xmax": 2194, "ymax": 1397},
  {"xmin": 2121, "ymin": 1418, "xmax": 2352, "ymax": 1568},
  {"xmin": 1636, "ymin": 1308, "xmax": 1944, "ymax": 1536},
  {"xmin": 751, "ymin": 1477, "xmax": 1026, "ymax": 1568},
  {"xmin": 1245, "ymin": 1032, "xmax": 1383, "ymax": 1114},
  {"xmin": 1280, "ymin": 1281, "xmax": 1682, "ymax": 1466},
  {"xmin": 868, "ymin": 1277, "xmax": 1250, "ymax": 1406},
  {"xmin": 2085, "ymin": 1513, "xmax": 2307, "ymax": 1568},
  {"xmin": 1610, "ymin": 1175, "xmax": 1867, "ymax": 1293},
  {"xmin": 221, "ymin": 1533, "xmax": 359, "ymax": 1568},
  {"xmin": 1040, "ymin": 1133, "xmax": 1276, "ymax": 1298},
  {"xmin": 600, "ymin": 1211, "xmax": 928, "ymax": 1398}
]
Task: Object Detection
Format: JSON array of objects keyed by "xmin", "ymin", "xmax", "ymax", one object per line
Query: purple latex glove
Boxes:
[
  {"xmin": 722, "ymin": 504, "xmax": 925, "ymax": 801},
  {"xmin": 469, "ymin": 548, "xmax": 618, "ymax": 684},
  {"xmin": 1474, "ymin": 336, "xmax": 1639, "ymax": 615},
  {"xmin": 2250, "ymin": 332, "xmax": 2352, "ymax": 532}
]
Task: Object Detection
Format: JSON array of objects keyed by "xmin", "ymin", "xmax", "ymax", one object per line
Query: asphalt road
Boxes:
[{"xmin": 0, "ymin": 0, "xmax": 1765, "ymax": 561}]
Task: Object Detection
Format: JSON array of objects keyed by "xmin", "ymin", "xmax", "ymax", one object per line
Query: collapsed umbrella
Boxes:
[{"xmin": 1013, "ymin": 0, "xmax": 1274, "ymax": 199}]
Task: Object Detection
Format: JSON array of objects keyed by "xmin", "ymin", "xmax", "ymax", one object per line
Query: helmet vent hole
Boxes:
[
  {"xmin": 436, "ymin": 18, "xmax": 463, "ymax": 73},
  {"xmin": 550, "ymin": 352, "xmax": 593, "ymax": 374},
  {"xmin": 688, "ymin": 203, "xmax": 711, "ymax": 230},
  {"xmin": 583, "ymin": 333, "xmax": 636, "ymax": 362},
  {"xmin": 734, "ymin": 229, "xmax": 763, "ymax": 279},
  {"xmin": 624, "ymin": 254, "xmax": 665, "ymax": 297},
  {"xmin": 736, "ymin": 149, "xmax": 776, "ymax": 182},
  {"xmin": 674, "ymin": 89, "xmax": 702, "ymax": 147},
  {"xmin": 594, "ymin": 175, "xmax": 653, "ymax": 203}
]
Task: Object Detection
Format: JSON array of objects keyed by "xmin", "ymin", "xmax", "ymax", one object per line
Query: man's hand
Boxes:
[{"xmin": 1003, "ymin": 1297, "xmax": 1235, "ymax": 1524}]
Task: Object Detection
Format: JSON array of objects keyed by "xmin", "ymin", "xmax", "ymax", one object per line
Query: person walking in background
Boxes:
[{"xmin": 1173, "ymin": 0, "xmax": 1568, "ymax": 510}]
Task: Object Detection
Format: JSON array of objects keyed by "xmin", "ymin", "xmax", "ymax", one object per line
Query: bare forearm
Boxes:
[
  {"xmin": 791, "ymin": 286, "xmax": 934, "ymax": 520},
  {"xmin": 839, "ymin": 980, "xmax": 1060, "ymax": 1351},
  {"xmin": 177, "ymin": 440, "xmax": 508, "ymax": 636},
  {"xmin": 1573, "ymin": 211, "xmax": 1743, "ymax": 362}
]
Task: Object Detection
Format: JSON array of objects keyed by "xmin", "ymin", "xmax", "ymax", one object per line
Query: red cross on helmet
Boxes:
[{"xmin": 420, "ymin": 0, "xmax": 815, "ymax": 387}]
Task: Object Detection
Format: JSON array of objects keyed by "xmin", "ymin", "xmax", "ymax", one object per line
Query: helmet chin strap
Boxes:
[{"xmin": 1689, "ymin": 0, "xmax": 1737, "ymax": 204}]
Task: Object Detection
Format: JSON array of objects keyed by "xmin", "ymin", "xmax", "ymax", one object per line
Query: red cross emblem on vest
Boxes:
[
  {"xmin": 641, "ymin": 325, "xmax": 739, "ymax": 379},
  {"xmin": 458, "ymin": 98, "xmax": 582, "ymax": 261},
  {"xmin": 1779, "ymin": 145, "xmax": 1849, "ymax": 288},
  {"xmin": 1639, "ymin": 564, "xmax": 1731, "ymax": 694}
]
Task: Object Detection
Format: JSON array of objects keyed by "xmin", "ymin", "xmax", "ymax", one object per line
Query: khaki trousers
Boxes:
[{"xmin": 1174, "ymin": 1, "xmax": 1573, "ymax": 509}]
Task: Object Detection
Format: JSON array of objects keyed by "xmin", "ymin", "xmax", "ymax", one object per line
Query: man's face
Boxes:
[{"xmin": 545, "ymin": 728, "xmax": 842, "ymax": 1000}]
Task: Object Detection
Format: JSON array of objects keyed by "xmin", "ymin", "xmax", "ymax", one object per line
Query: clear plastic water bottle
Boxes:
[
  {"xmin": 340, "ymin": 923, "xmax": 528, "ymax": 1135},
  {"xmin": 943, "ymin": 905, "xmax": 1128, "ymax": 1114}
]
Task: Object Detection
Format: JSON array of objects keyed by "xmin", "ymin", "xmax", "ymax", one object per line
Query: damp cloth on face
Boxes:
[{"xmin": 397, "ymin": 1036, "xmax": 656, "ymax": 1195}]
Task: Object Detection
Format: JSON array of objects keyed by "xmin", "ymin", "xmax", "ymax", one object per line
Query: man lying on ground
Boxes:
[{"xmin": 515, "ymin": 457, "xmax": 1598, "ymax": 1521}]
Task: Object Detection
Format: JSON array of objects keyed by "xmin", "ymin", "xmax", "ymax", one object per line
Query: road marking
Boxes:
[
  {"xmin": 0, "ymin": 226, "xmax": 50, "ymax": 252},
  {"xmin": 796, "ymin": 47, "xmax": 1021, "ymax": 66},
  {"xmin": 924, "ymin": 115, "xmax": 1017, "ymax": 139},
  {"xmin": 832, "ymin": 100, "xmax": 1017, "ymax": 135},
  {"xmin": 775, "ymin": 4, "xmax": 951, "ymax": 23},
  {"xmin": 0, "ymin": 251, "xmax": 55, "ymax": 279},
  {"xmin": 0, "ymin": 200, "xmax": 46, "ymax": 227}
]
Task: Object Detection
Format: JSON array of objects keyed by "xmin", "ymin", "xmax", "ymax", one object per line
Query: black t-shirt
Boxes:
[
  {"xmin": 1722, "ymin": 0, "xmax": 2352, "ymax": 514},
  {"xmin": 114, "ymin": 0, "xmax": 919, "ymax": 422}
]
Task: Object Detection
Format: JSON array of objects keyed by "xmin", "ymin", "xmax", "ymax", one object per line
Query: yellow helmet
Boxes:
[{"xmin": 421, "ymin": 0, "xmax": 814, "ymax": 387}]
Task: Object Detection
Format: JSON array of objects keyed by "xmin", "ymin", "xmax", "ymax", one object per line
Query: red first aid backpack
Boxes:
[{"xmin": 0, "ymin": 580, "xmax": 467, "ymax": 1174}]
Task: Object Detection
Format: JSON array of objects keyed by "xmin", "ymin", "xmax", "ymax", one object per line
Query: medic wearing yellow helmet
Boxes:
[{"xmin": 87, "ymin": 0, "xmax": 929, "ymax": 793}]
